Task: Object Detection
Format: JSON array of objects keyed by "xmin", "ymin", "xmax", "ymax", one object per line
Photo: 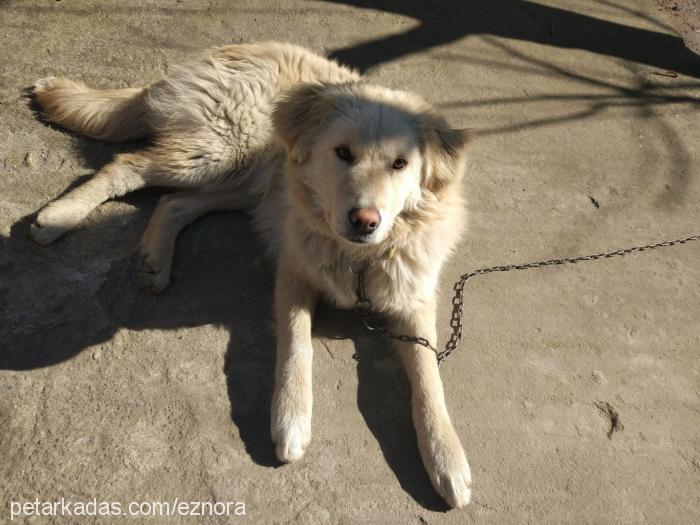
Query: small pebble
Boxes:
[
  {"xmin": 23, "ymin": 152, "xmax": 35, "ymax": 168},
  {"xmin": 592, "ymin": 370, "xmax": 607, "ymax": 385}
]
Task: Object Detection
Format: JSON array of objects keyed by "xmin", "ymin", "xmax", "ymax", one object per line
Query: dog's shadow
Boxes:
[
  {"xmin": 1, "ymin": 144, "xmax": 446, "ymax": 512},
  {"xmin": 315, "ymin": 307, "xmax": 448, "ymax": 511}
]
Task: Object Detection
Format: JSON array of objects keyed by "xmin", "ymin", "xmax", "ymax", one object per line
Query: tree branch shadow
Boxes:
[
  {"xmin": 328, "ymin": 0, "xmax": 700, "ymax": 78},
  {"xmin": 438, "ymin": 36, "xmax": 698, "ymax": 209}
]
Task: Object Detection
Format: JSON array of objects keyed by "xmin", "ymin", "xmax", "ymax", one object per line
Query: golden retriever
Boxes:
[{"xmin": 30, "ymin": 42, "xmax": 472, "ymax": 508}]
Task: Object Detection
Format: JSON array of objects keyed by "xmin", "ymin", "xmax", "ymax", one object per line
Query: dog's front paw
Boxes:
[
  {"xmin": 272, "ymin": 416, "xmax": 311, "ymax": 463},
  {"xmin": 420, "ymin": 425, "xmax": 472, "ymax": 508},
  {"xmin": 271, "ymin": 390, "xmax": 312, "ymax": 463},
  {"xmin": 30, "ymin": 200, "xmax": 85, "ymax": 245},
  {"xmin": 138, "ymin": 248, "xmax": 172, "ymax": 293}
]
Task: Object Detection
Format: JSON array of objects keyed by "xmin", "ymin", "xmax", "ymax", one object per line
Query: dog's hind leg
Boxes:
[
  {"xmin": 30, "ymin": 124, "xmax": 252, "ymax": 245},
  {"xmin": 32, "ymin": 77, "xmax": 151, "ymax": 142},
  {"xmin": 30, "ymin": 151, "xmax": 156, "ymax": 245},
  {"xmin": 29, "ymin": 77, "xmax": 159, "ymax": 244},
  {"xmin": 138, "ymin": 189, "xmax": 257, "ymax": 293}
]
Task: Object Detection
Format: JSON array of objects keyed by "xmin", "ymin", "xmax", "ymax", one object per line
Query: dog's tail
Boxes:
[{"xmin": 31, "ymin": 77, "xmax": 151, "ymax": 142}]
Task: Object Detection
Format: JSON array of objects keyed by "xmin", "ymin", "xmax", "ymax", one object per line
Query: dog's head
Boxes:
[{"xmin": 273, "ymin": 82, "xmax": 469, "ymax": 248}]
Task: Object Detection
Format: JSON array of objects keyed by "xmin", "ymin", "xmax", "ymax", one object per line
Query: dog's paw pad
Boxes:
[{"xmin": 138, "ymin": 251, "xmax": 171, "ymax": 293}]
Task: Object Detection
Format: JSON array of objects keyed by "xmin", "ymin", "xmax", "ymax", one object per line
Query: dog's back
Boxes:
[
  {"xmin": 35, "ymin": 42, "xmax": 359, "ymax": 182},
  {"xmin": 29, "ymin": 43, "xmax": 359, "ymax": 244}
]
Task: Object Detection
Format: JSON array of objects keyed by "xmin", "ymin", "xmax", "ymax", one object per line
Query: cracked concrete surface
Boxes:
[{"xmin": 1, "ymin": 1, "xmax": 699, "ymax": 523}]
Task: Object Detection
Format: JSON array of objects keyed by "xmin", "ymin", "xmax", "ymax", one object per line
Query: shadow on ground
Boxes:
[
  {"xmin": 0, "ymin": 204, "xmax": 446, "ymax": 508},
  {"xmin": 329, "ymin": 0, "xmax": 700, "ymax": 78}
]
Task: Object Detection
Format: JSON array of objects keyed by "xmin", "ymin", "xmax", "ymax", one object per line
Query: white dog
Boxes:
[{"xmin": 30, "ymin": 42, "xmax": 472, "ymax": 507}]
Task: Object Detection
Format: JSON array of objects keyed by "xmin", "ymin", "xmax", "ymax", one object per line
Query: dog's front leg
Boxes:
[
  {"xmin": 270, "ymin": 256, "xmax": 317, "ymax": 463},
  {"xmin": 391, "ymin": 300, "xmax": 472, "ymax": 508}
]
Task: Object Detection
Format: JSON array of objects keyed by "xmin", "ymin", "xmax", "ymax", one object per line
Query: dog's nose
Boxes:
[{"xmin": 348, "ymin": 207, "xmax": 381, "ymax": 235}]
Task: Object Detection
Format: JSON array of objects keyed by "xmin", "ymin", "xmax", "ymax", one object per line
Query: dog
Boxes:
[{"xmin": 29, "ymin": 42, "xmax": 472, "ymax": 508}]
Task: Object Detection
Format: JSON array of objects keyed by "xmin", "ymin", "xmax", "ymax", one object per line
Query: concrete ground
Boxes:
[{"xmin": 1, "ymin": 1, "xmax": 699, "ymax": 523}]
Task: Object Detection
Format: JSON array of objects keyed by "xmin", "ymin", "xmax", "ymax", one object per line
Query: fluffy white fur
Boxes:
[{"xmin": 30, "ymin": 42, "xmax": 472, "ymax": 508}]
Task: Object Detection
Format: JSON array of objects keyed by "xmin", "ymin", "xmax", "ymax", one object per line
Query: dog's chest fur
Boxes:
[
  {"xmin": 297, "ymin": 237, "xmax": 437, "ymax": 313},
  {"xmin": 251, "ymin": 164, "xmax": 467, "ymax": 315}
]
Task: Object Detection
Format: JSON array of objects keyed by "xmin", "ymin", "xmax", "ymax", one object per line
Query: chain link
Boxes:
[{"xmin": 352, "ymin": 234, "xmax": 700, "ymax": 366}]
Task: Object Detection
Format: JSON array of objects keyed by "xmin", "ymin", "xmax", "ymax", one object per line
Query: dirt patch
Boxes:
[{"xmin": 652, "ymin": 0, "xmax": 700, "ymax": 53}]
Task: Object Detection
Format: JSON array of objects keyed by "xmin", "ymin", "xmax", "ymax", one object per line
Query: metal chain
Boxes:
[{"xmin": 351, "ymin": 234, "xmax": 700, "ymax": 366}]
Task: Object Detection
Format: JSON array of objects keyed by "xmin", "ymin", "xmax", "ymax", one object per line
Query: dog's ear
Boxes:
[
  {"xmin": 272, "ymin": 83, "xmax": 335, "ymax": 163},
  {"xmin": 422, "ymin": 116, "xmax": 470, "ymax": 193}
]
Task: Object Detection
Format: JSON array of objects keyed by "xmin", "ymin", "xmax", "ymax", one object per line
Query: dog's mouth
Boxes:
[
  {"xmin": 338, "ymin": 230, "xmax": 383, "ymax": 246},
  {"xmin": 346, "ymin": 234, "xmax": 372, "ymax": 244}
]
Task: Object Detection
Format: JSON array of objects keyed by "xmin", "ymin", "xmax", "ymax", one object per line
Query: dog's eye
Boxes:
[
  {"xmin": 335, "ymin": 146, "xmax": 353, "ymax": 163},
  {"xmin": 392, "ymin": 158, "xmax": 407, "ymax": 170}
]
